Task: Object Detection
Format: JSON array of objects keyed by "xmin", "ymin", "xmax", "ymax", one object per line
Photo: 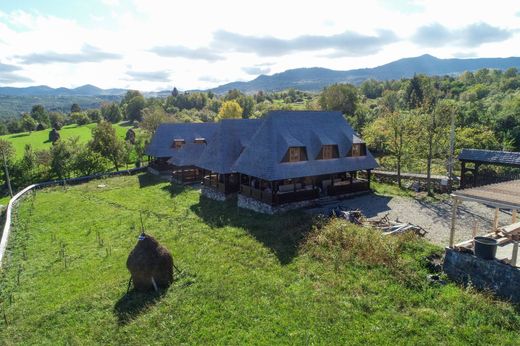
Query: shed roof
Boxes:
[
  {"xmin": 452, "ymin": 180, "xmax": 520, "ymax": 209},
  {"xmin": 459, "ymin": 149, "xmax": 520, "ymax": 167},
  {"xmin": 196, "ymin": 119, "xmax": 261, "ymax": 174},
  {"xmin": 232, "ymin": 111, "xmax": 378, "ymax": 180},
  {"xmin": 145, "ymin": 122, "xmax": 218, "ymax": 158}
]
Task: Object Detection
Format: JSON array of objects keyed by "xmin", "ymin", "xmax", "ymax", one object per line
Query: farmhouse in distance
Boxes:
[{"xmin": 146, "ymin": 110, "xmax": 378, "ymax": 213}]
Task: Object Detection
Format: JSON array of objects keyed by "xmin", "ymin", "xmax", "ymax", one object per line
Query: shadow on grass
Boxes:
[
  {"xmin": 9, "ymin": 132, "xmax": 30, "ymax": 138},
  {"xmin": 114, "ymin": 288, "xmax": 168, "ymax": 325},
  {"xmin": 190, "ymin": 195, "xmax": 314, "ymax": 265},
  {"xmin": 138, "ymin": 173, "xmax": 166, "ymax": 188}
]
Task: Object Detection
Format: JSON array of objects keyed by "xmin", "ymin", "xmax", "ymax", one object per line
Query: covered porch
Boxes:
[
  {"xmin": 239, "ymin": 170, "xmax": 371, "ymax": 206},
  {"xmin": 202, "ymin": 170, "xmax": 240, "ymax": 195},
  {"xmin": 171, "ymin": 166, "xmax": 204, "ymax": 184}
]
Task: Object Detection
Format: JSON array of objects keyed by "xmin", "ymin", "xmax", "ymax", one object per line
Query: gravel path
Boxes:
[{"xmin": 308, "ymin": 194, "xmax": 515, "ymax": 246}]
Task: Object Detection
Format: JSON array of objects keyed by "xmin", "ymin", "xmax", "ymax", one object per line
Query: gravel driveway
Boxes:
[{"xmin": 308, "ymin": 193, "xmax": 515, "ymax": 246}]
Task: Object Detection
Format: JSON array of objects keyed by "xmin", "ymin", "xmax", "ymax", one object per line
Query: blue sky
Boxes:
[{"xmin": 0, "ymin": 0, "xmax": 519, "ymax": 90}]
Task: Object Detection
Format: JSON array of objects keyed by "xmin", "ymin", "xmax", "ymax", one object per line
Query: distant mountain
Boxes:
[
  {"xmin": 210, "ymin": 54, "xmax": 520, "ymax": 94},
  {"xmin": 0, "ymin": 84, "xmax": 128, "ymax": 97}
]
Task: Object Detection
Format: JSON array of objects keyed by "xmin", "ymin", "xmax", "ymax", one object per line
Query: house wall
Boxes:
[
  {"xmin": 201, "ymin": 185, "xmax": 232, "ymax": 202},
  {"xmin": 443, "ymin": 247, "xmax": 520, "ymax": 303}
]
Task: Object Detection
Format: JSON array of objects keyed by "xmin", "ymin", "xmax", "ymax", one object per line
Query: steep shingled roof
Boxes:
[
  {"xmin": 197, "ymin": 119, "xmax": 261, "ymax": 174},
  {"xmin": 145, "ymin": 122, "xmax": 218, "ymax": 158},
  {"xmin": 459, "ymin": 149, "xmax": 520, "ymax": 167},
  {"xmin": 167, "ymin": 142, "xmax": 207, "ymax": 167},
  {"xmin": 232, "ymin": 111, "xmax": 378, "ymax": 180}
]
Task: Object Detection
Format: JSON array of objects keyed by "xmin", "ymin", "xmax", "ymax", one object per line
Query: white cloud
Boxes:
[{"xmin": 0, "ymin": 0, "xmax": 519, "ymax": 90}]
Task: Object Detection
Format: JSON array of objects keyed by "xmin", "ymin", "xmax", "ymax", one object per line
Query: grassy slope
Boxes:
[
  {"xmin": 1, "ymin": 122, "xmax": 132, "ymax": 159},
  {"xmin": 0, "ymin": 174, "xmax": 519, "ymax": 345}
]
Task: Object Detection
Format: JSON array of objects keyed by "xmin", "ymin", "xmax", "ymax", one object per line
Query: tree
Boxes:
[
  {"xmin": 121, "ymin": 90, "xmax": 143, "ymax": 106},
  {"xmin": 140, "ymin": 105, "xmax": 170, "ymax": 134},
  {"xmin": 217, "ymin": 100, "xmax": 243, "ymax": 120},
  {"xmin": 48, "ymin": 112, "xmax": 66, "ymax": 129},
  {"xmin": 319, "ymin": 84, "xmax": 358, "ymax": 115},
  {"xmin": 0, "ymin": 139, "xmax": 15, "ymax": 196},
  {"xmin": 101, "ymin": 103, "xmax": 123, "ymax": 123},
  {"xmin": 70, "ymin": 112, "xmax": 91, "ymax": 126},
  {"xmin": 89, "ymin": 121, "xmax": 126, "ymax": 170},
  {"xmin": 21, "ymin": 113, "xmax": 37, "ymax": 132},
  {"xmin": 71, "ymin": 103, "xmax": 81, "ymax": 113},
  {"xmin": 73, "ymin": 146, "xmax": 109, "ymax": 176},
  {"xmin": 30, "ymin": 104, "xmax": 50, "ymax": 127},
  {"xmin": 404, "ymin": 75, "xmax": 425, "ymax": 109},
  {"xmin": 18, "ymin": 144, "xmax": 37, "ymax": 186},
  {"xmin": 87, "ymin": 109, "xmax": 102, "ymax": 123},
  {"xmin": 125, "ymin": 95, "xmax": 146, "ymax": 122},
  {"xmin": 364, "ymin": 109, "xmax": 416, "ymax": 188},
  {"xmin": 50, "ymin": 137, "xmax": 78, "ymax": 179}
]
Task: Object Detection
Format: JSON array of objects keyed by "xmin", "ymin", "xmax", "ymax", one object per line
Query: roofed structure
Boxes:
[
  {"xmin": 232, "ymin": 111, "xmax": 378, "ymax": 181},
  {"xmin": 459, "ymin": 149, "xmax": 520, "ymax": 167},
  {"xmin": 145, "ymin": 122, "xmax": 217, "ymax": 158},
  {"xmin": 197, "ymin": 119, "xmax": 261, "ymax": 174}
]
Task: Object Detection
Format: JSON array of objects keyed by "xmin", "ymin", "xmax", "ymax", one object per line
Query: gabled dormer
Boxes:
[
  {"xmin": 171, "ymin": 139, "xmax": 185, "ymax": 149},
  {"xmin": 317, "ymin": 145, "xmax": 339, "ymax": 160},
  {"xmin": 194, "ymin": 137, "xmax": 206, "ymax": 144},
  {"xmin": 282, "ymin": 147, "xmax": 308, "ymax": 163},
  {"xmin": 347, "ymin": 143, "xmax": 366, "ymax": 157}
]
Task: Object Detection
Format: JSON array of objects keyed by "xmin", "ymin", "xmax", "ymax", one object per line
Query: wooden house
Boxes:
[{"xmin": 145, "ymin": 123, "xmax": 217, "ymax": 178}]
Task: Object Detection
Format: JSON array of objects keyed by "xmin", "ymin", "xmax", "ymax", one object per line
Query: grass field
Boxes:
[
  {"xmin": 1, "ymin": 174, "xmax": 519, "ymax": 345},
  {"xmin": 1, "ymin": 122, "xmax": 133, "ymax": 159}
]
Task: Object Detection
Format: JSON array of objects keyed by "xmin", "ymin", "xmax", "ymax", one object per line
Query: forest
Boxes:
[{"xmin": 0, "ymin": 66, "xmax": 519, "ymax": 196}]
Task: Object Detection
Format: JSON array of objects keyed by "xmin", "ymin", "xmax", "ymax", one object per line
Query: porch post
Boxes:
[
  {"xmin": 367, "ymin": 170, "xmax": 371, "ymax": 189},
  {"xmin": 449, "ymin": 197, "xmax": 459, "ymax": 248}
]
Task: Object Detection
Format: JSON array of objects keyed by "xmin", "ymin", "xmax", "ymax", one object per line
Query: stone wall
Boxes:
[
  {"xmin": 443, "ymin": 247, "xmax": 520, "ymax": 303},
  {"xmin": 237, "ymin": 194, "xmax": 318, "ymax": 214},
  {"xmin": 201, "ymin": 186, "xmax": 228, "ymax": 202}
]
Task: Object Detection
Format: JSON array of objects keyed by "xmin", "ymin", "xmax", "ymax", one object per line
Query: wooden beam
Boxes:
[
  {"xmin": 513, "ymin": 209, "xmax": 518, "ymax": 223},
  {"xmin": 493, "ymin": 208, "xmax": 500, "ymax": 233},
  {"xmin": 449, "ymin": 197, "xmax": 459, "ymax": 248},
  {"xmin": 512, "ymin": 242, "xmax": 519, "ymax": 267}
]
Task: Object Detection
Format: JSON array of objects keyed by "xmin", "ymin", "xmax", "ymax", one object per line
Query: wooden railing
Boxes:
[{"xmin": 327, "ymin": 181, "xmax": 369, "ymax": 196}]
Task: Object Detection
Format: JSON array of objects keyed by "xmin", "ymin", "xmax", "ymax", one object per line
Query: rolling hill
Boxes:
[{"xmin": 210, "ymin": 54, "xmax": 520, "ymax": 93}]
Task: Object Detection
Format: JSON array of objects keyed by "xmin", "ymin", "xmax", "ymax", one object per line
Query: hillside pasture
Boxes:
[{"xmin": 0, "ymin": 174, "xmax": 519, "ymax": 345}]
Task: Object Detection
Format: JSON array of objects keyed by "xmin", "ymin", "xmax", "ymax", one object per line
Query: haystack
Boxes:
[{"xmin": 126, "ymin": 233, "xmax": 173, "ymax": 291}]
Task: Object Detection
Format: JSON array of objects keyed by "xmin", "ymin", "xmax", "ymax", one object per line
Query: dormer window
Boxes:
[
  {"xmin": 347, "ymin": 143, "xmax": 366, "ymax": 157},
  {"xmin": 171, "ymin": 139, "xmax": 185, "ymax": 149},
  {"xmin": 194, "ymin": 138, "xmax": 206, "ymax": 144},
  {"xmin": 282, "ymin": 147, "xmax": 308, "ymax": 163},
  {"xmin": 317, "ymin": 145, "xmax": 339, "ymax": 160}
]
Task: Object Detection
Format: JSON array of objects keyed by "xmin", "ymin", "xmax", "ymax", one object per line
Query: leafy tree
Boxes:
[
  {"xmin": 21, "ymin": 113, "xmax": 37, "ymax": 132},
  {"xmin": 48, "ymin": 112, "xmax": 66, "ymax": 129},
  {"xmin": 404, "ymin": 75, "xmax": 425, "ymax": 109},
  {"xmin": 30, "ymin": 104, "xmax": 50, "ymax": 127},
  {"xmin": 217, "ymin": 100, "xmax": 243, "ymax": 120},
  {"xmin": 73, "ymin": 146, "xmax": 109, "ymax": 176},
  {"xmin": 101, "ymin": 103, "xmax": 123, "ymax": 123},
  {"xmin": 360, "ymin": 79, "xmax": 384, "ymax": 99},
  {"xmin": 140, "ymin": 105, "xmax": 170, "ymax": 134},
  {"xmin": 70, "ymin": 112, "xmax": 90, "ymax": 126},
  {"xmin": 18, "ymin": 144, "xmax": 37, "ymax": 186},
  {"xmin": 121, "ymin": 90, "xmax": 143, "ymax": 106},
  {"xmin": 125, "ymin": 95, "xmax": 146, "ymax": 122},
  {"xmin": 89, "ymin": 121, "xmax": 126, "ymax": 170},
  {"xmin": 319, "ymin": 84, "xmax": 358, "ymax": 115},
  {"xmin": 0, "ymin": 123, "xmax": 8, "ymax": 136},
  {"xmin": 87, "ymin": 109, "xmax": 102, "ymax": 123},
  {"xmin": 6, "ymin": 119, "xmax": 21, "ymax": 134},
  {"xmin": 50, "ymin": 137, "xmax": 79, "ymax": 179},
  {"xmin": 71, "ymin": 103, "xmax": 81, "ymax": 113},
  {"xmin": 0, "ymin": 139, "xmax": 15, "ymax": 196}
]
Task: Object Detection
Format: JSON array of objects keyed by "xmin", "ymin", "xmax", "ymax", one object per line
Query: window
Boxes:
[
  {"xmin": 171, "ymin": 139, "xmax": 185, "ymax": 149},
  {"xmin": 317, "ymin": 145, "xmax": 339, "ymax": 160},
  {"xmin": 347, "ymin": 143, "xmax": 366, "ymax": 157},
  {"xmin": 282, "ymin": 147, "xmax": 308, "ymax": 162}
]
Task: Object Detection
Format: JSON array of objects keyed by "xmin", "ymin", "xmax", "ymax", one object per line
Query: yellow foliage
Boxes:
[{"xmin": 217, "ymin": 100, "xmax": 243, "ymax": 120}]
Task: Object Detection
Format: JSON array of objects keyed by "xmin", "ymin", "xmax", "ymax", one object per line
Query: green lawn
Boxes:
[
  {"xmin": 0, "ymin": 174, "xmax": 519, "ymax": 345},
  {"xmin": 1, "ymin": 122, "xmax": 133, "ymax": 159}
]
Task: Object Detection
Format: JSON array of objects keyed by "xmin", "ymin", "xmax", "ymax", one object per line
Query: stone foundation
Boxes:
[
  {"xmin": 443, "ymin": 247, "xmax": 520, "ymax": 303},
  {"xmin": 237, "ymin": 194, "xmax": 317, "ymax": 214},
  {"xmin": 201, "ymin": 186, "xmax": 230, "ymax": 201}
]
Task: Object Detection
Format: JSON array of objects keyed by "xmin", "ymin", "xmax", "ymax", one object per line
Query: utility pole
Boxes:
[
  {"xmin": 2, "ymin": 152, "xmax": 12, "ymax": 198},
  {"xmin": 447, "ymin": 108, "xmax": 456, "ymax": 193}
]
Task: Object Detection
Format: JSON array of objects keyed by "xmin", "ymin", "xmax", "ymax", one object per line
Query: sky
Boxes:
[{"xmin": 0, "ymin": 0, "xmax": 519, "ymax": 91}]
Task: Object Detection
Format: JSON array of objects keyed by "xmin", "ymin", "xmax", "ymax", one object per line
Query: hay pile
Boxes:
[{"xmin": 126, "ymin": 233, "xmax": 173, "ymax": 291}]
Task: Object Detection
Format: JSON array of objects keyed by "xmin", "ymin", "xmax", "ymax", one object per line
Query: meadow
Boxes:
[
  {"xmin": 0, "ymin": 174, "xmax": 519, "ymax": 345},
  {"xmin": 0, "ymin": 122, "xmax": 133, "ymax": 159}
]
